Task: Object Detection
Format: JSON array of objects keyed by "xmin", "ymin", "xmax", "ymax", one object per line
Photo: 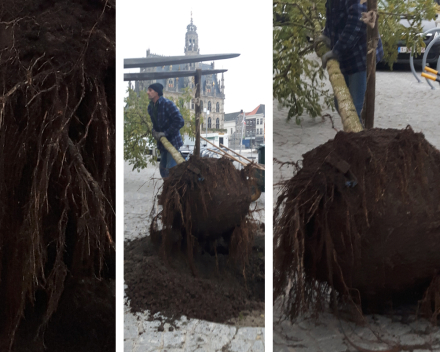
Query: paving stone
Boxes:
[
  {"xmin": 309, "ymin": 324, "xmax": 342, "ymax": 342},
  {"xmin": 316, "ymin": 336, "xmax": 349, "ymax": 352},
  {"xmin": 125, "ymin": 313, "xmax": 140, "ymax": 340},
  {"xmin": 273, "ymin": 345, "xmax": 290, "ymax": 352},
  {"xmin": 194, "ymin": 321, "xmax": 215, "ymax": 335},
  {"xmin": 249, "ymin": 340, "xmax": 265, "ymax": 352},
  {"xmin": 237, "ymin": 327, "xmax": 258, "ymax": 341},
  {"xmin": 409, "ymin": 319, "xmax": 433, "ymax": 333},
  {"xmin": 399, "ymin": 333, "xmax": 429, "ymax": 346},
  {"xmin": 230, "ymin": 338, "xmax": 252, "ymax": 352},
  {"xmin": 163, "ymin": 331, "xmax": 186, "ymax": 349},
  {"xmin": 135, "ymin": 332, "xmax": 164, "ymax": 352},
  {"xmin": 184, "ymin": 330, "xmax": 211, "ymax": 351},
  {"xmin": 380, "ymin": 323, "xmax": 412, "ymax": 338},
  {"xmin": 124, "ymin": 339, "xmax": 135, "ymax": 352},
  {"xmin": 209, "ymin": 324, "xmax": 237, "ymax": 350}
]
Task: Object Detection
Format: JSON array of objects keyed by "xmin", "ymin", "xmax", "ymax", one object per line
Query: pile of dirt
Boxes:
[
  {"xmin": 125, "ymin": 230, "xmax": 264, "ymax": 326},
  {"xmin": 152, "ymin": 156, "xmax": 255, "ymax": 273},
  {"xmin": 274, "ymin": 127, "xmax": 440, "ymax": 320},
  {"xmin": 0, "ymin": 0, "xmax": 115, "ymax": 350}
]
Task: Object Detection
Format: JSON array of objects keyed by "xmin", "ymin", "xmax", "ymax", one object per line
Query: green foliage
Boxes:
[
  {"xmin": 273, "ymin": 0, "xmax": 437, "ymax": 123},
  {"xmin": 378, "ymin": 0, "xmax": 437, "ymax": 65},
  {"xmin": 124, "ymin": 87, "xmax": 197, "ymax": 171}
]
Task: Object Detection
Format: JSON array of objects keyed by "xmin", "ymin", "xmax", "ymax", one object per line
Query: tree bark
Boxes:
[
  {"xmin": 361, "ymin": 0, "xmax": 379, "ymax": 129},
  {"xmin": 315, "ymin": 44, "xmax": 364, "ymax": 133},
  {"xmin": 160, "ymin": 136, "xmax": 186, "ymax": 164},
  {"xmin": 194, "ymin": 69, "xmax": 202, "ymax": 156}
]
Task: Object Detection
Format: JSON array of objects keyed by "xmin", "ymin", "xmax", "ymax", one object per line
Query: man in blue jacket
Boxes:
[
  {"xmin": 147, "ymin": 83, "xmax": 184, "ymax": 178},
  {"xmin": 319, "ymin": 0, "xmax": 384, "ymax": 124}
]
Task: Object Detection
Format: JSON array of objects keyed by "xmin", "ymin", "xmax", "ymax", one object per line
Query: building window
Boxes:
[
  {"xmin": 216, "ymin": 118, "xmax": 219, "ymax": 129},
  {"xmin": 208, "ymin": 101, "xmax": 212, "ymax": 112},
  {"xmin": 216, "ymin": 102, "xmax": 220, "ymax": 112},
  {"xmin": 208, "ymin": 117, "xmax": 211, "ymax": 129},
  {"xmin": 168, "ymin": 79, "xmax": 173, "ymax": 88},
  {"xmin": 191, "ymin": 100, "xmax": 195, "ymax": 110}
]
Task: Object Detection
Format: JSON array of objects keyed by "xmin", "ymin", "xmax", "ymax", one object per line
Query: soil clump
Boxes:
[
  {"xmin": 124, "ymin": 229, "xmax": 265, "ymax": 326},
  {"xmin": 274, "ymin": 127, "xmax": 440, "ymax": 320},
  {"xmin": 152, "ymin": 156, "xmax": 256, "ymax": 273}
]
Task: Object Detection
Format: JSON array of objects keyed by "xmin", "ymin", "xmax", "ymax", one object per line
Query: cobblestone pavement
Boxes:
[
  {"xmin": 273, "ymin": 67, "xmax": 440, "ymax": 352},
  {"xmin": 124, "ymin": 153, "xmax": 265, "ymax": 352}
]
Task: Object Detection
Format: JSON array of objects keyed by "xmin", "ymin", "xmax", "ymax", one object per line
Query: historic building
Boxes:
[
  {"xmin": 135, "ymin": 16, "xmax": 226, "ymax": 130},
  {"xmin": 224, "ymin": 104, "xmax": 265, "ymax": 149}
]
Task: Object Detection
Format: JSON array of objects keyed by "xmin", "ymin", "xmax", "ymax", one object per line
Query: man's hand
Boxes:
[
  {"xmin": 321, "ymin": 50, "xmax": 338, "ymax": 69},
  {"xmin": 152, "ymin": 129, "xmax": 165, "ymax": 141},
  {"xmin": 314, "ymin": 34, "xmax": 331, "ymax": 49}
]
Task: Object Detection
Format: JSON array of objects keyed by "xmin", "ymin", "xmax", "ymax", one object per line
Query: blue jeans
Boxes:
[
  {"xmin": 334, "ymin": 70, "xmax": 367, "ymax": 125},
  {"xmin": 159, "ymin": 150, "xmax": 177, "ymax": 178}
]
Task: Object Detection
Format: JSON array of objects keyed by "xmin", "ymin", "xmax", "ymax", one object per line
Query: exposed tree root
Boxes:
[{"xmin": 0, "ymin": 0, "xmax": 115, "ymax": 349}]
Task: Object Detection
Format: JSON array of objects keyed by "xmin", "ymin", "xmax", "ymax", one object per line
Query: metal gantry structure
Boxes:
[{"xmin": 124, "ymin": 53, "xmax": 240, "ymax": 156}]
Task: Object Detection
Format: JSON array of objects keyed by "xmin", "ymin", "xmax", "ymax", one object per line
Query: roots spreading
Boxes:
[
  {"xmin": 0, "ymin": 0, "xmax": 115, "ymax": 349},
  {"xmin": 151, "ymin": 156, "xmax": 256, "ymax": 274},
  {"xmin": 274, "ymin": 127, "xmax": 440, "ymax": 321}
]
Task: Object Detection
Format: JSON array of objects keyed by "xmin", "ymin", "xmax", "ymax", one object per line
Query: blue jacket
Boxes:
[
  {"xmin": 323, "ymin": 0, "xmax": 384, "ymax": 75},
  {"xmin": 148, "ymin": 96, "xmax": 184, "ymax": 152}
]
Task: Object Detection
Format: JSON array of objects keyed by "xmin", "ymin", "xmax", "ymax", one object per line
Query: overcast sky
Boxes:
[{"xmin": 118, "ymin": 0, "xmax": 272, "ymax": 114}]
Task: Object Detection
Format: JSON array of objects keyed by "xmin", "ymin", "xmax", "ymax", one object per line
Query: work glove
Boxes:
[
  {"xmin": 321, "ymin": 50, "xmax": 338, "ymax": 69},
  {"xmin": 314, "ymin": 34, "xmax": 331, "ymax": 49},
  {"xmin": 152, "ymin": 129, "xmax": 165, "ymax": 141}
]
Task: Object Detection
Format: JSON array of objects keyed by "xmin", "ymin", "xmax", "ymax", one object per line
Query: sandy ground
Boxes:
[
  {"xmin": 124, "ymin": 151, "xmax": 265, "ymax": 352},
  {"xmin": 273, "ymin": 63, "xmax": 440, "ymax": 351}
]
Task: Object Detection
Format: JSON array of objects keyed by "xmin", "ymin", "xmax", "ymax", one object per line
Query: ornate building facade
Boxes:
[{"xmin": 135, "ymin": 16, "xmax": 226, "ymax": 130}]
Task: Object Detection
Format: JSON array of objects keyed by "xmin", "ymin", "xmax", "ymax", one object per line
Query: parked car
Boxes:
[
  {"xmin": 379, "ymin": 0, "xmax": 440, "ymax": 65},
  {"xmin": 394, "ymin": 18, "xmax": 440, "ymax": 64}
]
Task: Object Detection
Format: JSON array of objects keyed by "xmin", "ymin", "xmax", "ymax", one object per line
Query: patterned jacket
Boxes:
[
  {"xmin": 148, "ymin": 96, "xmax": 184, "ymax": 153},
  {"xmin": 323, "ymin": 0, "xmax": 384, "ymax": 75}
]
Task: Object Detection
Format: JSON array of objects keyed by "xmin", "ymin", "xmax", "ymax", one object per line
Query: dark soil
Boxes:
[
  {"xmin": 153, "ymin": 156, "xmax": 256, "ymax": 276},
  {"xmin": 124, "ymin": 229, "xmax": 265, "ymax": 326},
  {"xmin": 0, "ymin": 0, "xmax": 115, "ymax": 350},
  {"xmin": 274, "ymin": 127, "xmax": 440, "ymax": 319},
  {"xmin": 12, "ymin": 278, "xmax": 115, "ymax": 352}
]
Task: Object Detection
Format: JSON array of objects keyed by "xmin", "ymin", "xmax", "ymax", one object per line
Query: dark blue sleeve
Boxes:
[
  {"xmin": 163, "ymin": 100, "xmax": 184, "ymax": 138},
  {"xmin": 332, "ymin": 0, "xmax": 366, "ymax": 56}
]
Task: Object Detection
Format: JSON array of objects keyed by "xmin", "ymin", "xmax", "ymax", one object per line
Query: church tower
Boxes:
[{"xmin": 184, "ymin": 13, "xmax": 199, "ymax": 56}]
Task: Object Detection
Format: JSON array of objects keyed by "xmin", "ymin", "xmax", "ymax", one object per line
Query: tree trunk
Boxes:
[
  {"xmin": 160, "ymin": 136, "xmax": 186, "ymax": 164},
  {"xmin": 316, "ymin": 44, "xmax": 364, "ymax": 133},
  {"xmin": 361, "ymin": 0, "xmax": 379, "ymax": 129},
  {"xmin": 194, "ymin": 69, "xmax": 202, "ymax": 156}
]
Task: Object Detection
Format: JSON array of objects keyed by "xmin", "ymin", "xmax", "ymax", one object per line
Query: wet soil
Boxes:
[{"xmin": 124, "ymin": 228, "xmax": 265, "ymax": 328}]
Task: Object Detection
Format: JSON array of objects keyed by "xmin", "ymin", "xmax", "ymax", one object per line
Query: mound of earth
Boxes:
[
  {"xmin": 274, "ymin": 127, "xmax": 440, "ymax": 318},
  {"xmin": 125, "ymin": 229, "xmax": 265, "ymax": 327}
]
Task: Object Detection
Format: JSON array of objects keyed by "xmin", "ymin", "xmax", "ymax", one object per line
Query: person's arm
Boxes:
[
  {"xmin": 332, "ymin": 0, "xmax": 366, "ymax": 57},
  {"xmin": 162, "ymin": 100, "xmax": 184, "ymax": 138}
]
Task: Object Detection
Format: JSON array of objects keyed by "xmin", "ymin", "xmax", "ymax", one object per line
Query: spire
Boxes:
[{"xmin": 184, "ymin": 14, "xmax": 199, "ymax": 56}]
